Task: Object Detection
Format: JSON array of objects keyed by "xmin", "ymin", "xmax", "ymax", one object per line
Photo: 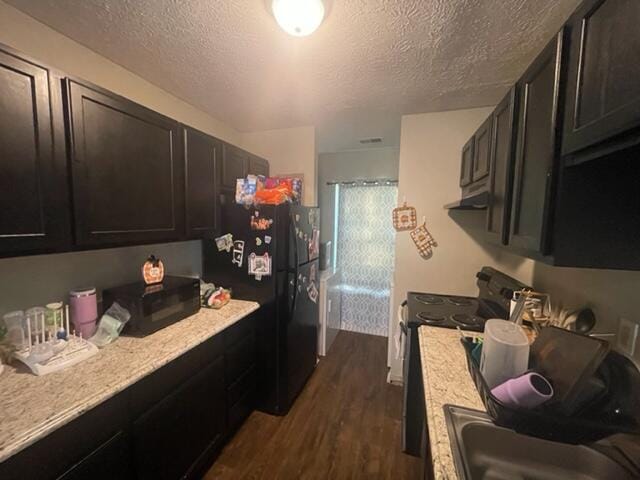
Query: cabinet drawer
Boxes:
[
  {"xmin": 130, "ymin": 333, "xmax": 224, "ymax": 416},
  {"xmin": 225, "ymin": 314, "xmax": 255, "ymax": 347},
  {"xmin": 58, "ymin": 431, "xmax": 133, "ymax": 480}
]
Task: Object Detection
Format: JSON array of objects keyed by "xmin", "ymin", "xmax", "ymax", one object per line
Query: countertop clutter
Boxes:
[
  {"xmin": 418, "ymin": 326, "xmax": 484, "ymax": 479},
  {"xmin": 0, "ymin": 299, "xmax": 259, "ymax": 463}
]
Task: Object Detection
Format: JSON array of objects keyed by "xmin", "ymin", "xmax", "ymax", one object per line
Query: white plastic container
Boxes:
[{"xmin": 480, "ymin": 319, "xmax": 530, "ymax": 389}]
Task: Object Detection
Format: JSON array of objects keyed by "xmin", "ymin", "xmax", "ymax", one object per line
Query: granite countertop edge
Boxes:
[
  {"xmin": 418, "ymin": 325, "xmax": 485, "ymax": 480},
  {"xmin": 0, "ymin": 300, "xmax": 260, "ymax": 463}
]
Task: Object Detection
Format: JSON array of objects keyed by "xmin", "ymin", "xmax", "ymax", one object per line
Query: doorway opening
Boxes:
[{"xmin": 336, "ymin": 184, "xmax": 397, "ymax": 336}]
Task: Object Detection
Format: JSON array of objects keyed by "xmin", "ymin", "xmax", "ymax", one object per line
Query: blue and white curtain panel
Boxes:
[{"xmin": 337, "ymin": 185, "xmax": 397, "ymax": 336}]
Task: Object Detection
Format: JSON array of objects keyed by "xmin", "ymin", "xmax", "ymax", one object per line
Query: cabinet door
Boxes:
[
  {"xmin": 132, "ymin": 357, "xmax": 226, "ymax": 480},
  {"xmin": 65, "ymin": 79, "xmax": 184, "ymax": 247},
  {"xmin": 563, "ymin": 0, "xmax": 640, "ymax": 157},
  {"xmin": 0, "ymin": 48, "xmax": 70, "ymax": 256},
  {"xmin": 221, "ymin": 143, "xmax": 248, "ymax": 190},
  {"xmin": 184, "ymin": 126, "xmax": 220, "ymax": 238},
  {"xmin": 248, "ymin": 154, "xmax": 269, "ymax": 177},
  {"xmin": 486, "ymin": 88, "xmax": 518, "ymax": 246},
  {"xmin": 58, "ymin": 431, "xmax": 133, "ymax": 480},
  {"xmin": 510, "ymin": 31, "xmax": 565, "ymax": 256},
  {"xmin": 459, "ymin": 137, "xmax": 474, "ymax": 187},
  {"xmin": 472, "ymin": 116, "xmax": 493, "ymax": 182}
]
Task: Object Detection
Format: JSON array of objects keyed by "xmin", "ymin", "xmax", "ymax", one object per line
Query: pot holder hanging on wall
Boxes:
[
  {"xmin": 392, "ymin": 200, "xmax": 417, "ymax": 231},
  {"xmin": 410, "ymin": 218, "xmax": 437, "ymax": 259}
]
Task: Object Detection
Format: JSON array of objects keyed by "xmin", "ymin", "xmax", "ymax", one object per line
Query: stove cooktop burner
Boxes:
[
  {"xmin": 416, "ymin": 312, "xmax": 446, "ymax": 324},
  {"xmin": 451, "ymin": 313, "xmax": 482, "ymax": 327},
  {"xmin": 415, "ymin": 294, "xmax": 445, "ymax": 305},
  {"xmin": 447, "ymin": 296, "xmax": 474, "ymax": 307}
]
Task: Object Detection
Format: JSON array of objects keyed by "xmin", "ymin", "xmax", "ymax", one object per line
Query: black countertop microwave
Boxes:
[{"xmin": 102, "ymin": 276, "xmax": 200, "ymax": 337}]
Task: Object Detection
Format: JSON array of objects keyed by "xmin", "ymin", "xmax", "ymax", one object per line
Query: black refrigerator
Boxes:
[{"xmin": 203, "ymin": 203, "xmax": 320, "ymax": 415}]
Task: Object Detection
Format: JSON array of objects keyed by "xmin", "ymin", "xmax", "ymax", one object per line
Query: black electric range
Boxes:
[
  {"xmin": 407, "ymin": 266, "xmax": 530, "ymax": 332},
  {"xmin": 402, "ymin": 267, "xmax": 530, "ymax": 458}
]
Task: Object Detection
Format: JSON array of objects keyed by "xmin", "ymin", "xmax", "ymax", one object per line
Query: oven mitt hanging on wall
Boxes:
[
  {"xmin": 392, "ymin": 199, "xmax": 417, "ymax": 231},
  {"xmin": 410, "ymin": 218, "xmax": 437, "ymax": 259}
]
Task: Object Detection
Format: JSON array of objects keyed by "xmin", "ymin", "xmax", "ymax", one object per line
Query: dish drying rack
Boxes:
[{"xmin": 13, "ymin": 304, "xmax": 98, "ymax": 376}]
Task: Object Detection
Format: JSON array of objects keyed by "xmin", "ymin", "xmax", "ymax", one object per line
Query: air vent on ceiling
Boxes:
[{"xmin": 359, "ymin": 137, "xmax": 383, "ymax": 145}]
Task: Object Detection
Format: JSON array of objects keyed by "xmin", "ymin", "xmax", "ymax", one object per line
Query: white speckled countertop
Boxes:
[
  {"xmin": 418, "ymin": 326, "xmax": 485, "ymax": 480},
  {"xmin": 0, "ymin": 299, "xmax": 259, "ymax": 463}
]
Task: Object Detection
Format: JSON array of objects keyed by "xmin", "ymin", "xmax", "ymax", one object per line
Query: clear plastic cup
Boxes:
[{"xmin": 3, "ymin": 310, "xmax": 25, "ymax": 349}]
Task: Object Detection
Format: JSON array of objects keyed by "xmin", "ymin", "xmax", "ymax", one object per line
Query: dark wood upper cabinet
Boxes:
[
  {"xmin": 184, "ymin": 126, "xmax": 220, "ymax": 239},
  {"xmin": 64, "ymin": 79, "xmax": 184, "ymax": 247},
  {"xmin": 486, "ymin": 88, "xmax": 518, "ymax": 246},
  {"xmin": 509, "ymin": 30, "xmax": 566, "ymax": 257},
  {"xmin": 459, "ymin": 137, "xmax": 474, "ymax": 187},
  {"xmin": 0, "ymin": 47, "xmax": 70, "ymax": 256},
  {"xmin": 562, "ymin": 0, "xmax": 640, "ymax": 160},
  {"xmin": 221, "ymin": 143, "xmax": 248, "ymax": 190},
  {"xmin": 248, "ymin": 154, "xmax": 269, "ymax": 177},
  {"xmin": 472, "ymin": 116, "xmax": 493, "ymax": 182}
]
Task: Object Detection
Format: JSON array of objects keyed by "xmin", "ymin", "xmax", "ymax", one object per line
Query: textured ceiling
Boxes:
[{"xmin": 6, "ymin": 0, "xmax": 581, "ymax": 151}]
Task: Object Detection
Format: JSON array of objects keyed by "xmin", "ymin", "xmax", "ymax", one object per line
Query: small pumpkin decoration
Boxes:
[{"xmin": 142, "ymin": 255, "xmax": 165, "ymax": 285}]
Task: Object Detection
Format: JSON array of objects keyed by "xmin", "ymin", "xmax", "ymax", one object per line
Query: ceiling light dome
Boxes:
[{"xmin": 272, "ymin": 0, "xmax": 325, "ymax": 37}]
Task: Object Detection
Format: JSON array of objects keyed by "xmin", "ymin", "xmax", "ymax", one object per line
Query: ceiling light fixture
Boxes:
[{"xmin": 272, "ymin": 0, "xmax": 325, "ymax": 37}]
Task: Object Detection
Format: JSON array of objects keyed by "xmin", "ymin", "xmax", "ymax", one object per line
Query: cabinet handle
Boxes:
[{"xmin": 328, "ymin": 299, "xmax": 332, "ymax": 313}]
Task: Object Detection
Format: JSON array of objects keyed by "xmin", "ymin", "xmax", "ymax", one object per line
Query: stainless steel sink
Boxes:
[{"xmin": 443, "ymin": 405, "xmax": 637, "ymax": 480}]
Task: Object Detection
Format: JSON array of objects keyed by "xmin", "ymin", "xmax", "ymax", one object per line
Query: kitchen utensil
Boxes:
[
  {"xmin": 574, "ymin": 308, "xmax": 597, "ymax": 334},
  {"xmin": 530, "ymin": 327, "xmax": 610, "ymax": 416},
  {"xmin": 480, "ymin": 319, "xmax": 530, "ymax": 389},
  {"xmin": 491, "ymin": 372, "xmax": 554, "ymax": 409},
  {"xmin": 25, "ymin": 306, "xmax": 47, "ymax": 341},
  {"xmin": 69, "ymin": 287, "xmax": 98, "ymax": 338}
]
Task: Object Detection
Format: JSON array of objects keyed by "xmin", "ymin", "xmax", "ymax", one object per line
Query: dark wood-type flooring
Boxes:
[{"xmin": 205, "ymin": 330, "xmax": 422, "ymax": 479}]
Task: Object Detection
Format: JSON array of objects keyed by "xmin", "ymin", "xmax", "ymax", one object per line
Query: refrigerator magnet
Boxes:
[
  {"xmin": 232, "ymin": 240, "xmax": 245, "ymax": 267},
  {"xmin": 309, "ymin": 229, "xmax": 320, "ymax": 258},
  {"xmin": 215, "ymin": 233, "xmax": 233, "ymax": 252},
  {"xmin": 295, "ymin": 214, "xmax": 301, "ymax": 222},
  {"xmin": 248, "ymin": 252, "xmax": 272, "ymax": 278},
  {"xmin": 265, "ymin": 235, "xmax": 272, "ymax": 244},
  {"xmin": 256, "ymin": 237, "xmax": 263, "ymax": 246},
  {"xmin": 307, "ymin": 282, "xmax": 319, "ymax": 303},
  {"xmin": 250, "ymin": 215, "xmax": 273, "ymax": 231}
]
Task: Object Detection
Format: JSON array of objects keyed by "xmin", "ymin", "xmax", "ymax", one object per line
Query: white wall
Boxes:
[
  {"xmin": 0, "ymin": 1, "xmax": 241, "ymax": 145},
  {"xmin": 532, "ymin": 264, "xmax": 640, "ymax": 360},
  {"xmin": 318, "ymin": 147, "xmax": 400, "ymax": 255},
  {"xmin": 389, "ymin": 109, "xmax": 534, "ymax": 381},
  {"xmin": 242, "ymin": 126, "xmax": 317, "ymax": 206},
  {"xmin": 0, "ymin": 242, "xmax": 202, "ymax": 317}
]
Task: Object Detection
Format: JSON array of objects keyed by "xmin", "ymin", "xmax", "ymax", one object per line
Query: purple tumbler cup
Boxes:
[
  {"xmin": 491, "ymin": 372, "xmax": 554, "ymax": 409},
  {"xmin": 69, "ymin": 287, "xmax": 98, "ymax": 338}
]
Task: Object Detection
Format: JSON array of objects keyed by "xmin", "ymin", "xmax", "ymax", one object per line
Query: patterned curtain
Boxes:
[{"xmin": 337, "ymin": 185, "xmax": 397, "ymax": 336}]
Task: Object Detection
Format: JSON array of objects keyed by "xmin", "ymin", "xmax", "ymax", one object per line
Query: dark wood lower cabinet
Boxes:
[
  {"xmin": 132, "ymin": 357, "xmax": 226, "ymax": 480},
  {"xmin": 0, "ymin": 312, "xmax": 259, "ymax": 480},
  {"xmin": 58, "ymin": 431, "xmax": 133, "ymax": 480}
]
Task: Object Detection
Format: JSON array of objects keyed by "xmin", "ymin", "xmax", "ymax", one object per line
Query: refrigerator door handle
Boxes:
[{"xmin": 289, "ymin": 213, "xmax": 300, "ymax": 322}]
